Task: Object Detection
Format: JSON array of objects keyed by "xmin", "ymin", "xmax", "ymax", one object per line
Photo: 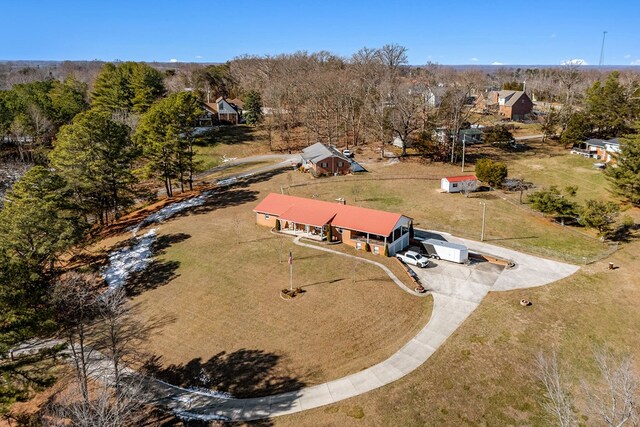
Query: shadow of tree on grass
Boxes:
[
  {"xmin": 143, "ymin": 349, "xmax": 307, "ymax": 399},
  {"xmin": 125, "ymin": 233, "xmax": 191, "ymax": 296}
]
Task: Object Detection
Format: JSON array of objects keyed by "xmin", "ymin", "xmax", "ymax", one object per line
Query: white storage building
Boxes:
[{"xmin": 441, "ymin": 175, "xmax": 478, "ymax": 193}]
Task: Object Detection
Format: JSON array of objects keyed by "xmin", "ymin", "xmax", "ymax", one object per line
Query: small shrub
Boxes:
[{"xmin": 346, "ymin": 406, "xmax": 365, "ymax": 419}]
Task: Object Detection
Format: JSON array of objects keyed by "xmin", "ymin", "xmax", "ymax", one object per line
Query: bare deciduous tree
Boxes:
[
  {"xmin": 583, "ymin": 349, "xmax": 639, "ymax": 427},
  {"xmin": 536, "ymin": 348, "xmax": 639, "ymax": 427},
  {"xmin": 51, "ymin": 275, "xmax": 152, "ymax": 427},
  {"xmin": 53, "ymin": 272, "xmax": 102, "ymax": 404},
  {"xmin": 536, "ymin": 350, "xmax": 576, "ymax": 427}
]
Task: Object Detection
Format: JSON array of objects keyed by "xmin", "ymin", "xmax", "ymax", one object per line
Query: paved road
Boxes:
[
  {"xmin": 154, "ymin": 234, "xmax": 579, "ymax": 422},
  {"xmin": 155, "ymin": 154, "xmax": 302, "ymax": 197},
  {"xmin": 194, "ymin": 154, "xmax": 301, "ymax": 182},
  {"xmin": 514, "ymin": 134, "xmax": 545, "ymax": 141}
]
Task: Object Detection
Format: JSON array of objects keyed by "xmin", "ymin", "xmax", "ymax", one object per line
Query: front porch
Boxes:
[{"xmin": 279, "ymin": 221, "xmax": 329, "ymax": 242}]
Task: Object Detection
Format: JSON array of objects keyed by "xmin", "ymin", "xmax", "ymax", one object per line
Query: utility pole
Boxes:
[
  {"xmin": 480, "ymin": 201, "xmax": 487, "ymax": 241},
  {"xmin": 599, "ymin": 31, "xmax": 608, "ymax": 67},
  {"xmin": 288, "ymin": 251, "xmax": 293, "ymax": 291}
]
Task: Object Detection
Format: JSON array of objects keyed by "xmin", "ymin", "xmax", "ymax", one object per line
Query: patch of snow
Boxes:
[
  {"xmin": 221, "ymin": 155, "xmax": 237, "ymax": 163},
  {"xmin": 101, "ymin": 229, "xmax": 157, "ymax": 293},
  {"xmin": 216, "ymin": 177, "xmax": 237, "ymax": 187},
  {"xmin": 173, "ymin": 410, "xmax": 230, "ymax": 422},
  {"xmin": 130, "ymin": 196, "xmax": 207, "ymax": 235},
  {"xmin": 155, "ymin": 378, "xmax": 233, "ymax": 399},
  {"xmin": 185, "ymin": 386, "xmax": 233, "ymax": 399}
]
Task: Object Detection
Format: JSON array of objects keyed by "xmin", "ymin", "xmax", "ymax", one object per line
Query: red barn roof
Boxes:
[
  {"xmin": 443, "ymin": 175, "xmax": 477, "ymax": 182},
  {"xmin": 253, "ymin": 193, "xmax": 407, "ymax": 236}
]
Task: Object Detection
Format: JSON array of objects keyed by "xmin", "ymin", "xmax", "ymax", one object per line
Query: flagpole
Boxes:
[{"xmin": 289, "ymin": 251, "xmax": 293, "ymax": 291}]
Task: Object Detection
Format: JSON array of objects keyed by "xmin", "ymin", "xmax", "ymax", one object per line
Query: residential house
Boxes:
[
  {"xmin": 392, "ymin": 136, "xmax": 411, "ymax": 148},
  {"xmin": 441, "ymin": 175, "xmax": 478, "ymax": 193},
  {"xmin": 571, "ymin": 138, "xmax": 621, "ymax": 162},
  {"xmin": 253, "ymin": 193, "xmax": 413, "ymax": 256},
  {"xmin": 476, "ymin": 90, "xmax": 533, "ymax": 120},
  {"xmin": 426, "ymin": 87, "xmax": 447, "ymax": 107},
  {"xmin": 301, "ymin": 142, "xmax": 352, "ymax": 177},
  {"xmin": 202, "ymin": 97, "xmax": 244, "ymax": 125},
  {"xmin": 433, "ymin": 128, "xmax": 483, "ymax": 144}
]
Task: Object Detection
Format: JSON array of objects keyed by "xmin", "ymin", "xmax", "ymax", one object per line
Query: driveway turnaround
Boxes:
[{"xmin": 154, "ymin": 232, "xmax": 579, "ymax": 422}]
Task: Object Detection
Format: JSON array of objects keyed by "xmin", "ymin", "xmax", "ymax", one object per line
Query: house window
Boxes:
[
  {"xmin": 452, "ymin": 183, "xmax": 458, "ymax": 188},
  {"xmin": 264, "ymin": 214, "xmax": 270, "ymax": 219},
  {"xmin": 338, "ymin": 162, "xmax": 343, "ymax": 167},
  {"xmin": 373, "ymin": 246, "xmax": 379, "ymax": 254},
  {"xmin": 356, "ymin": 242, "xmax": 362, "ymax": 250},
  {"xmin": 321, "ymin": 162, "xmax": 328, "ymax": 168},
  {"xmin": 219, "ymin": 102, "xmax": 224, "ymax": 111}
]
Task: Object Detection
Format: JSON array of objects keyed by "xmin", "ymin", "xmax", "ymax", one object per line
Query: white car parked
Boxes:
[{"xmin": 396, "ymin": 250, "xmax": 430, "ymax": 268}]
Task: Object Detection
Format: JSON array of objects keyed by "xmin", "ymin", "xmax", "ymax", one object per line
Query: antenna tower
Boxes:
[{"xmin": 599, "ymin": 31, "xmax": 608, "ymax": 66}]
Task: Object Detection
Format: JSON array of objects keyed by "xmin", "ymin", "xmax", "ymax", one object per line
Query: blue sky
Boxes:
[{"xmin": 2, "ymin": 0, "xmax": 638, "ymax": 65}]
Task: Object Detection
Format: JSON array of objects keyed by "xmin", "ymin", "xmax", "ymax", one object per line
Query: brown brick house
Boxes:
[
  {"xmin": 253, "ymin": 193, "xmax": 413, "ymax": 256},
  {"xmin": 476, "ymin": 90, "xmax": 533, "ymax": 120},
  {"xmin": 301, "ymin": 142, "xmax": 352, "ymax": 177}
]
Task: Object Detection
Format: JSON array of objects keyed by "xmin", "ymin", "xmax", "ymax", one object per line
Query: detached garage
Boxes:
[{"xmin": 441, "ymin": 175, "xmax": 478, "ymax": 193}]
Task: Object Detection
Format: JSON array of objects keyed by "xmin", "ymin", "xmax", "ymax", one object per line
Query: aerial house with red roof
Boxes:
[
  {"xmin": 253, "ymin": 193, "xmax": 413, "ymax": 256},
  {"xmin": 440, "ymin": 175, "xmax": 478, "ymax": 193}
]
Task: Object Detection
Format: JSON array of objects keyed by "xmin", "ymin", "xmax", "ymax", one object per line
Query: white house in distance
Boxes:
[{"xmin": 441, "ymin": 175, "xmax": 478, "ymax": 193}]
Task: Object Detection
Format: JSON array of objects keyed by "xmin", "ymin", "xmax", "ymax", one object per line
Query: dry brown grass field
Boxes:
[
  {"xmin": 274, "ymin": 240, "xmax": 640, "ymax": 426},
  {"xmin": 117, "ymin": 181, "xmax": 432, "ymax": 398}
]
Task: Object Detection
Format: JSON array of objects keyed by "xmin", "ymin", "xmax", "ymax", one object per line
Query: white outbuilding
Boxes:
[{"xmin": 441, "ymin": 175, "xmax": 478, "ymax": 193}]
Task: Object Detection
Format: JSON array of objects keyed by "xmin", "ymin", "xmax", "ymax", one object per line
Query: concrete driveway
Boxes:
[
  {"xmin": 154, "ymin": 233, "xmax": 579, "ymax": 423},
  {"xmin": 413, "ymin": 229, "xmax": 580, "ymax": 292}
]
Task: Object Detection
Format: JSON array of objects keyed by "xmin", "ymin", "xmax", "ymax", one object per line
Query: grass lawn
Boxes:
[
  {"xmin": 273, "ymin": 238, "xmax": 640, "ymax": 426},
  {"xmin": 286, "ymin": 160, "xmax": 611, "ymax": 263},
  {"xmin": 194, "ymin": 125, "xmax": 272, "ymax": 171},
  {"xmin": 506, "ymin": 146, "xmax": 615, "ymax": 204},
  {"xmin": 123, "ymin": 183, "xmax": 432, "ymax": 397}
]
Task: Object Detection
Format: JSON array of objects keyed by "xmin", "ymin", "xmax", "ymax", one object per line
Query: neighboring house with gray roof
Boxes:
[{"xmin": 300, "ymin": 142, "xmax": 353, "ymax": 177}]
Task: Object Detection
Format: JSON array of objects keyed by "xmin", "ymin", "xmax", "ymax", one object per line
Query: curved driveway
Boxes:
[{"xmin": 154, "ymin": 234, "xmax": 579, "ymax": 422}]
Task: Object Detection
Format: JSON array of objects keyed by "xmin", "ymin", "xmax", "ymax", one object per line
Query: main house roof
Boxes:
[{"xmin": 253, "ymin": 193, "xmax": 407, "ymax": 236}]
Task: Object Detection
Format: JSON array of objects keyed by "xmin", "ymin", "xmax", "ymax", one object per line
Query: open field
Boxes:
[
  {"xmin": 285, "ymin": 159, "xmax": 612, "ymax": 263},
  {"xmin": 194, "ymin": 125, "xmax": 272, "ymax": 171},
  {"xmin": 475, "ymin": 138, "xmax": 616, "ymax": 203},
  {"xmin": 120, "ymin": 183, "xmax": 432, "ymax": 397},
  {"xmin": 273, "ymin": 238, "xmax": 640, "ymax": 426}
]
